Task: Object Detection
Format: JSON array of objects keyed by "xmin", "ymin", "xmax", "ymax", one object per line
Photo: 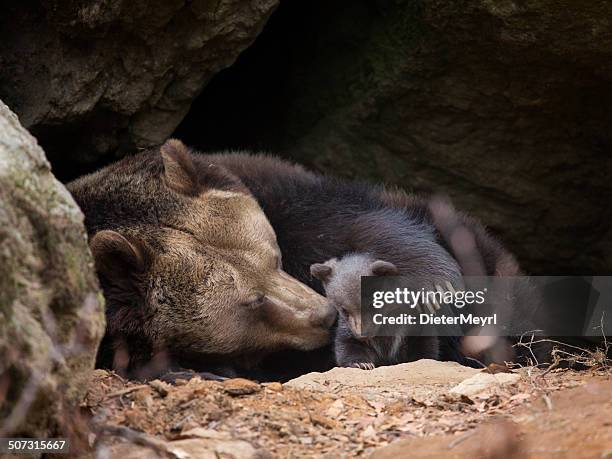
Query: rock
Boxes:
[
  {"xmin": 286, "ymin": 359, "xmax": 480, "ymax": 401},
  {"xmin": 309, "ymin": 413, "xmax": 338, "ymax": 430},
  {"xmin": 449, "ymin": 372, "xmax": 521, "ymax": 398},
  {"xmin": 107, "ymin": 428, "xmax": 267, "ymax": 459},
  {"xmin": 148, "ymin": 379, "xmax": 170, "ymax": 398},
  {"xmin": 166, "ymin": 438, "xmax": 265, "ymax": 459},
  {"xmin": 183, "ymin": 0, "xmax": 612, "ymax": 274},
  {"xmin": 263, "ymin": 382, "xmax": 283, "ymax": 392},
  {"xmin": 0, "ymin": 0, "xmax": 278, "ymax": 179},
  {"xmin": 0, "ymin": 101, "xmax": 105, "ymax": 437},
  {"xmin": 223, "ymin": 378, "xmax": 261, "ymax": 396}
]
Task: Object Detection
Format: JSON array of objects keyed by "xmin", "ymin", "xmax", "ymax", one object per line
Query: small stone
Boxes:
[
  {"xmin": 264, "ymin": 382, "xmax": 283, "ymax": 392},
  {"xmin": 222, "ymin": 378, "xmax": 261, "ymax": 396},
  {"xmin": 310, "ymin": 414, "xmax": 338, "ymax": 430},
  {"xmin": 449, "ymin": 372, "xmax": 520, "ymax": 397},
  {"xmin": 149, "ymin": 379, "xmax": 170, "ymax": 397}
]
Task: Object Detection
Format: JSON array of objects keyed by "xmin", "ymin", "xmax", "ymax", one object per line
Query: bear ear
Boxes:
[
  {"xmin": 90, "ymin": 230, "xmax": 149, "ymax": 288},
  {"xmin": 371, "ymin": 260, "xmax": 398, "ymax": 276},
  {"xmin": 160, "ymin": 139, "xmax": 199, "ymax": 195},
  {"xmin": 311, "ymin": 259, "xmax": 336, "ymax": 283}
]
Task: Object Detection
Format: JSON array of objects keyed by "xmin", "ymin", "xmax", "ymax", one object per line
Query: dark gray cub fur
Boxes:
[{"xmin": 311, "ymin": 253, "xmax": 440, "ymax": 370}]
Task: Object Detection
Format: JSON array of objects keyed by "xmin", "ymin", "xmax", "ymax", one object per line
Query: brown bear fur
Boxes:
[{"xmin": 68, "ymin": 142, "xmax": 335, "ymax": 380}]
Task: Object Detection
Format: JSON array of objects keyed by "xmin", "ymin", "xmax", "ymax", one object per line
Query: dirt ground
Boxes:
[{"xmin": 81, "ymin": 360, "xmax": 612, "ymax": 458}]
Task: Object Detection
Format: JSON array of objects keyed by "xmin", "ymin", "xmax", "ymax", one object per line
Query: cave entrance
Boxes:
[{"xmin": 173, "ymin": 0, "xmax": 373, "ymax": 159}]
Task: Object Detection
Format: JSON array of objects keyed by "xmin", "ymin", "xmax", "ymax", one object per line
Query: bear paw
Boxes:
[{"xmin": 349, "ymin": 362, "xmax": 375, "ymax": 370}]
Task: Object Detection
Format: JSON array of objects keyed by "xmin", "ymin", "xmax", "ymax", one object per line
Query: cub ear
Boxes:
[
  {"xmin": 90, "ymin": 230, "xmax": 148, "ymax": 287},
  {"xmin": 310, "ymin": 259, "xmax": 336, "ymax": 283},
  {"xmin": 160, "ymin": 139, "xmax": 198, "ymax": 195},
  {"xmin": 371, "ymin": 260, "xmax": 398, "ymax": 276}
]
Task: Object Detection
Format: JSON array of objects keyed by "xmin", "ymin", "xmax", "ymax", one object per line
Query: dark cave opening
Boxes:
[
  {"xmin": 173, "ymin": 0, "xmax": 373, "ymax": 158},
  {"xmin": 33, "ymin": 114, "xmax": 129, "ymax": 183},
  {"xmin": 172, "ymin": 0, "xmax": 296, "ymax": 154}
]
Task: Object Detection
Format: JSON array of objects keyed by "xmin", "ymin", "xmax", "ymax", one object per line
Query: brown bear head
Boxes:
[{"xmin": 68, "ymin": 140, "xmax": 336, "ymax": 375}]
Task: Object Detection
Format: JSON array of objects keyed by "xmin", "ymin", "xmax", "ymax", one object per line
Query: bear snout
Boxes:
[{"xmin": 310, "ymin": 302, "xmax": 337, "ymax": 329}]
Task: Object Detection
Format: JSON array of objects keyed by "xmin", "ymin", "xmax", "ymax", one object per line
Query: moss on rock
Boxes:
[{"xmin": 0, "ymin": 100, "xmax": 104, "ymax": 439}]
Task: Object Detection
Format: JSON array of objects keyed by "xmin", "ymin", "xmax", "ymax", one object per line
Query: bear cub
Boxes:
[{"xmin": 311, "ymin": 253, "xmax": 440, "ymax": 370}]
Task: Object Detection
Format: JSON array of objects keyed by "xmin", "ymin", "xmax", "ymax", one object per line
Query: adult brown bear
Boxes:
[
  {"xmin": 68, "ymin": 140, "xmax": 336, "ymax": 380},
  {"xmin": 70, "ymin": 139, "xmax": 533, "ymax": 381}
]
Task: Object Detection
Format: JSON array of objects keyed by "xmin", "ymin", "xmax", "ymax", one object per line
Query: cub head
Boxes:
[
  {"xmin": 69, "ymin": 139, "xmax": 335, "ymax": 375},
  {"xmin": 311, "ymin": 254, "xmax": 397, "ymax": 337}
]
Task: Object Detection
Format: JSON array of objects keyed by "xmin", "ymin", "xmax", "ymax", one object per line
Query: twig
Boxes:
[
  {"xmin": 539, "ymin": 361, "xmax": 559, "ymax": 378},
  {"xmin": 95, "ymin": 424, "xmax": 175, "ymax": 458},
  {"xmin": 513, "ymin": 330, "xmax": 541, "ymax": 367},
  {"xmin": 464, "ymin": 356, "xmax": 486, "ymax": 369},
  {"xmin": 105, "ymin": 385, "xmax": 149, "ymax": 399},
  {"xmin": 514, "ymin": 323, "xmax": 611, "ymax": 372},
  {"xmin": 109, "ymin": 372, "xmax": 127, "ymax": 384}
]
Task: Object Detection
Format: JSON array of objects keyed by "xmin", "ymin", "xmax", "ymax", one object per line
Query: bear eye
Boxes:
[{"xmin": 243, "ymin": 293, "xmax": 266, "ymax": 309}]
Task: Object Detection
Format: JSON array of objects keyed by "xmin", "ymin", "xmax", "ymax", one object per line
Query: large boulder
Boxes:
[
  {"xmin": 181, "ymin": 0, "xmax": 612, "ymax": 274},
  {"xmin": 0, "ymin": 100, "xmax": 104, "ymax": 438},
  {"xmin": 0, "ymin": 0, "xmax": 278, "ymax": 179}
]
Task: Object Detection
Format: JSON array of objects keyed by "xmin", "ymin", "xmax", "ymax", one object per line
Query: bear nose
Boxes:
[{"xmin": 311, "ymin": 303, "xmax": 337, "ymax": 329}]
